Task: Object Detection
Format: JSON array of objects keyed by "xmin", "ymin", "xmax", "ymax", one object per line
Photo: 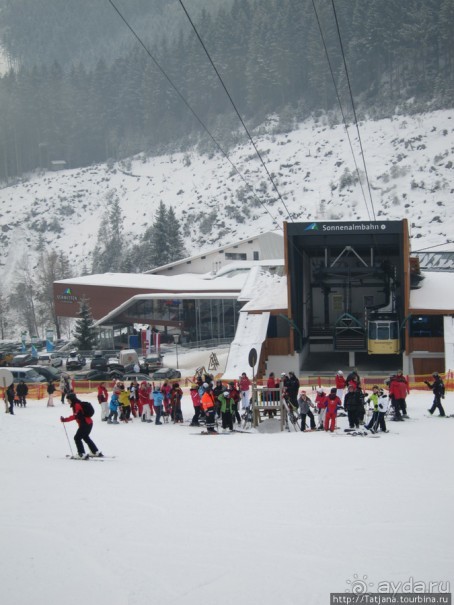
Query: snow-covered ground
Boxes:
[{"xmin": 1, "ymin": 389, "xmax": 453, "ymax": 605}]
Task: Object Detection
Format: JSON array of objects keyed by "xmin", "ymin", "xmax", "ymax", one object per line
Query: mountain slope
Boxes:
[{"xmin": 1, "ymin": 109, "xmax": 453, "ymax": 285}]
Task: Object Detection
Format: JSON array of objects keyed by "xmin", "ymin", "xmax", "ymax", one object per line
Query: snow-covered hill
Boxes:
[{"xmin": 1, "ymin": 109, "xmax": 453, "ymax": 284}]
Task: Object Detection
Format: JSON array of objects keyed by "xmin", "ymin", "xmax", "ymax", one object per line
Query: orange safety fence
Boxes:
[{"xmin": 2, "ymin": 372, "xmax": 452, "ymax": 401}]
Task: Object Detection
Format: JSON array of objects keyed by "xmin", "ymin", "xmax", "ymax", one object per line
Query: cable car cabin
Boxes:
[{"xmin": 367, "ymin": 318, "xmax": 400, "ymax": 354}]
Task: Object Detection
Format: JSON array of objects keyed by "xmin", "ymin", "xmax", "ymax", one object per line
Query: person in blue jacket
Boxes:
[
  {"xmin": 107, "ymin": 391, "xmax": 120, "ymax": 424},
  {"xmin": 153, "ymin": 386, "xmax": 164, "ymax": 425}
]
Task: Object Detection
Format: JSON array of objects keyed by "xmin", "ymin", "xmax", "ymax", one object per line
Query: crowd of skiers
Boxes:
[
  {"xmin": 95, "ymin": 378, "xmax": 184, "ymax": 426},
  {"xmin": 280, "ymin": 368, "xmax": 447, "ymax": 433}
]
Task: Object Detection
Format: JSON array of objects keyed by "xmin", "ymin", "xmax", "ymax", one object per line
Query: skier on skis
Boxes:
[
  {"xmin": 60, "ymin": 393, "xmax": 103, "ymax": 458},
  {"xmin": 425, "ymin": 372, "xmax": 446, "ymax": 417},
  {"xmin": 344, "ymin": 384, "xmax": 364, "ymax": 429}
]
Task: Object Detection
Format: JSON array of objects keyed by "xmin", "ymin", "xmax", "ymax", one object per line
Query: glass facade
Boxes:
[{"xmin": 123, "ymin": 298, "xmax": 243, "ymax": 344}]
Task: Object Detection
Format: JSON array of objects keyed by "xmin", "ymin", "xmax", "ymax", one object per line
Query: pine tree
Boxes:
[
  {"xmin": 73, "ymin": 298, "xmax": 97, "ymax": 351},
  {"xmin": 165, "ymin": 206, "xmax": 187, "ymax": 263}
]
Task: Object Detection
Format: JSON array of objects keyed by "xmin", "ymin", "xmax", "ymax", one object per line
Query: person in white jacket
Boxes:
[{"xmin": 370, "ymin": 388, "xmax": 389, "ymax": 433}]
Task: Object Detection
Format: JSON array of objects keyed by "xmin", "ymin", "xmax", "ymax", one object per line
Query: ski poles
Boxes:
[{"xmin": 62, "ymin": 422, "xmax": 74, "ymax": 457}]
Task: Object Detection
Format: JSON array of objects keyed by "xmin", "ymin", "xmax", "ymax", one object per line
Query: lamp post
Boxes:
[{"xmin": 173, "ymin": 334, "xmax": 179, "ymax": 369}]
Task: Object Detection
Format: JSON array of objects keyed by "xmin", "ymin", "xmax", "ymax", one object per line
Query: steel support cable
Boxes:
[
  {"xmin": 177, "ymin": 0, "xmax": 293, "ymax": 222},
  {"xmin": 106, "ymin": 0, "xmax": 283, "ymax": 229},
  {"xmin": 330, "ymin": 0, "xmax": 376, "ymax": 221},
  {"xmin": 310, "ymin": 0, "xmax": 371, "ymax": 221}
]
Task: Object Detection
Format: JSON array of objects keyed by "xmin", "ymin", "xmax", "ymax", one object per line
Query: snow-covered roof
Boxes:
[
  {"xmin": 239, "ymin": 268, "xmax": 288, "ymax": 312},
  {"xmin": 55, "ymin": 268, "xmax": 248, "ymax": 292},
  {"xmin": 145, "ymin": 229, "xmax": 283, "ymax": 273},
  {"xmin": 410, "ymin": 271, "xmax": 454, "ymax": 312}
]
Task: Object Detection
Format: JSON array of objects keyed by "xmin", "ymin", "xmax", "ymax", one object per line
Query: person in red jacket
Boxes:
[
  {"xmin": 335, "ymin": 371, "xmax": 346, "ymax": 399},
  {"xmin": 60, "ymin": 393, "xmax": 103, "ymax": 459},
  {"xmin": 138, "ymin": 381, "xmax": 153, "ymax": 422},
  {"xmin": 324, "ymin": 388, "xmax": 341, "ymax": 432},
  {"xmin": 239, "ymin": 372, "xmax": 252, "ymax": 409},
  {"xmin": 315, "ymin": 387, "xmax": 328, "ymax": 430},
  {"xmin": 97, "ymin": 382, "xmax": 109, "ymax": 421},
  {"xmin": 389, "ymin": 370, "xmax": 409, "ymax": 420}
]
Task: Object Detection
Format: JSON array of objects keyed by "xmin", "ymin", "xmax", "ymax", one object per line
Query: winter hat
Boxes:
[
  {"xmin": 203, "ymin": 382, "xmax": 209, "ymax": 388},
  {"xmin": 66, "ymin": 393, "xmax": 78, "ymax": 405},
  {"xmin": 337, "ymin": 370, "xmax": 343, "ymax": 375},
  {"xmin": 223, "ymin": 391, "xmax": 229, "ymax": 397},
  {"xmin": 330, "ymin": 387, "xmax": 337, "ymax": 393},
  {"xmin": 317, "ymin": 386, "xmax": 324, "ymax": 393},
  {"xmin": 432, "ymin": 372, "xmax": 439, "ymax": 377}
]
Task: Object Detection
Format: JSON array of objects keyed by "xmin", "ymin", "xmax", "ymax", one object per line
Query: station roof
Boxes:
[{"xmin": 409, "ymin": 271, "xmax": 454, "ymax": 314}]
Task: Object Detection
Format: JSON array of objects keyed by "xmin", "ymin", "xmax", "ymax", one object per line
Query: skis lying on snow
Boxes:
[{"xmin": 191, "ymin": 431, "xmax": 234, "ymax": 436}]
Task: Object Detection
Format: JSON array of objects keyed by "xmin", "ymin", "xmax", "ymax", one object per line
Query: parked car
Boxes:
[
  {"xmin": 73, "ymin": 369, "xmax": 122, "ymax": 382},
  {"xmin": 66, "ymin": 351, "xmax": 86, "ymax": 370},
  {"xmin": 122, "ymin": 373, "xmax": 153, "ymax": 384},
  {"xmin": 38, "ymin": 352, "xmax": 63, "ymax": 368},
  {"xmin": 142, "ymin": 354, "xmax": 163, "ymax": 373},
  {"xmin": 90, "ymin": 351, "xmax": 108, "ymax": 371},
  {"xmin": 0, "ymin": 351, "xmax": 14, "ymax": 366},
  {"xmin": 152, "ymin": 367, "xmax": 181, "ymax": 381},
  {"xmin": 11, "ymin": 353, "xmax": 38, "ymax": 367},
  {"xmin": 28, "ymin": 365, "xmax": 62, "ymax": 383},
  {"xmin": 9, "ymin": 367, "xmax": 46, "ymax": 383}
]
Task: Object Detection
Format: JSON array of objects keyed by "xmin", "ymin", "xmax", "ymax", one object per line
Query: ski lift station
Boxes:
[{"xmin": 53, "ymin": 220, "xmax": 454, "ymax": 377}]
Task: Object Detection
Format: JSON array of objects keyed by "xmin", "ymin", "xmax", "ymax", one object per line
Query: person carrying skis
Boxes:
[
  {"xmin": 298, "ymin": 390, "xmax": 316, "ymax": 431},
  {"xmin": 60, "ymin": 393, "xmax": 103, "ymax": 458},
  {"xmin": 97, "ymin": 382, "xmax": 109, "ymax": 421},
  {"xmin": 425, "ymin": 372, "xmax": 446, "ymax": 417},
  {"xmin": 324, "ymin": 388, "xmax": 341, "ymax": 432}
]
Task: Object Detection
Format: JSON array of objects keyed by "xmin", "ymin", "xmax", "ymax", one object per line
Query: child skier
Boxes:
[
  {"xmin": 218, "ymin": 390, "xmax": 235, "ymax": 432},
  {"xmin": 107, "ymin": 391, "xmax": 120, "ymax": 424},
  {"xmin": 315, "ymin": 386, "xmax": 327, "ymax": 430},
  {"xmin": 324, "ymin": 388, "xmax": 341, "ymax": 432}
]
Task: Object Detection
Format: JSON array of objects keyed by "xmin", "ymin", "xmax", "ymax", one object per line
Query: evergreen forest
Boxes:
[{"xmin": 0, "ymin": 0, "xmax": 453, "ymax": 183}]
